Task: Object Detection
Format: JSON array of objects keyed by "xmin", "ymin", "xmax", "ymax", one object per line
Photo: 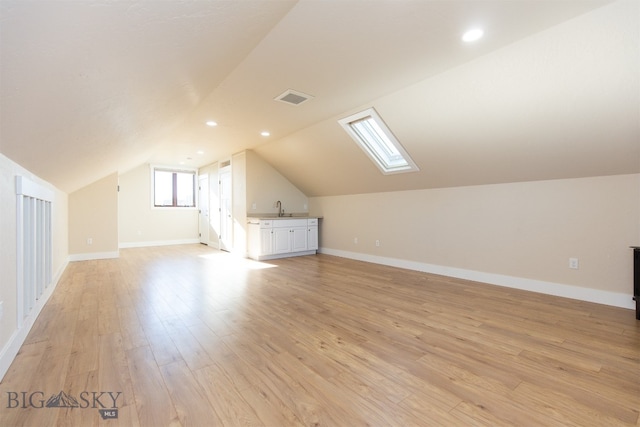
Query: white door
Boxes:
[
  {"xmin": 219, "ymin": 168, "xmax": 233, "ymax": 252},
  {"xmin": 198, "ymin": 175, "xmax": 209, "ymax": 244}
]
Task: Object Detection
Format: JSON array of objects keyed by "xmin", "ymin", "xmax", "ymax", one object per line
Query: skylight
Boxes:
[{"xmin": 338, "ymin": 108, "xmax": 419, "ymax": 174}]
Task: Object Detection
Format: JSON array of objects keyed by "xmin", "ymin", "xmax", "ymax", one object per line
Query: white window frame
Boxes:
[
  {"xmin": 150, "ymin": 165, "xmax": 198, "ymax": 210},
  {"xmin": 338, "ymin": 107, "xmax": 419, "ymax": 175}
]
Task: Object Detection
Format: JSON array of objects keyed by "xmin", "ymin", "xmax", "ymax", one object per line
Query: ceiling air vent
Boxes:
[{"xmin": 274, "ymin": 89, "xmax": 314, "ymax": 106}]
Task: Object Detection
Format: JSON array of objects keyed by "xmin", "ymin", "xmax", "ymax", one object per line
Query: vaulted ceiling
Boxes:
[{"xmin": 1, "ymin": 0, "xmax": 638, "ymax": 196}]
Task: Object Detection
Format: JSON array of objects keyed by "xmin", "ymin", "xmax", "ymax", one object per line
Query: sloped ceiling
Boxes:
[{"xmin": 1, "ymin": 0, "xmax": 638, "ymax": 196}]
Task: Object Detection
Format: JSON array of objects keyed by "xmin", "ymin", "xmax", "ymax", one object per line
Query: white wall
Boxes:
[
  {"xmin": 245, "ymin": 150, "xmax": 309, "ymax": 216},
  {"xmin": 69, "ymin": 172, "xmax": 119, "ymax": 260},
  {"xmin": 232, "ymin": 152, "xmax": 248, "ymax": 255},
  {"xmin": 225, "ymin": 150, "xmax": 311, "ymax": 256},
  {"xmin": 118, "ymin": 164, "xmax": 199, "ymax": 247},
  {"xmin": 0, "ymin": 153, "xmax": 68, "ymax": 380},
  {"xmin": 311, "ymin": 174, "xmax": 640, "ymax": 309}
]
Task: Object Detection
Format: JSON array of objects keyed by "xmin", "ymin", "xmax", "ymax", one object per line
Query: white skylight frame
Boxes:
[{"xmin": 338, "ymin": 107, "xmax": 419, "ymax": 175}]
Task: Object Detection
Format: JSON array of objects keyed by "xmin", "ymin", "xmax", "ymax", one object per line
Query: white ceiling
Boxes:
[{"xmin": 1, "ymin": 0, "xmax": 638, "ymax": 195}]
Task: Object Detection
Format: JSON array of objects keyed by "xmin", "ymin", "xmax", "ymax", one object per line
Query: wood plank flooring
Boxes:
[{"xmin": 0, "ymin": 244, "xmax": 638, "ymax": 426}]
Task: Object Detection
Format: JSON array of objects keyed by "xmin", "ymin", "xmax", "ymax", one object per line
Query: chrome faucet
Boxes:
[{"xmin": 276, "ymin": 200, "xmax": 283, "ymax": 217}]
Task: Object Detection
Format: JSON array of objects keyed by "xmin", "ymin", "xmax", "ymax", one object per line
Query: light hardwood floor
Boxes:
[{"xmin": 0, "ymin": 244, "xmax": 638, "ymax": 426}]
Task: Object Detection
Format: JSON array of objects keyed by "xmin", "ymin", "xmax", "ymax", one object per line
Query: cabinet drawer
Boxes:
[
  {"xmin": 260, "ymin": 220, "xmax": 273, "ymax": 228},
  {"xmin": 272, "ymin": 219, "xmax": 307, "ymax": 228},
  {"xmin": 307, "ymin": 218, "xmax": 318, "ymax": 226}
]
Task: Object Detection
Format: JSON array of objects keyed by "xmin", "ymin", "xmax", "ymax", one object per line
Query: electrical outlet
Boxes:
[
  {"xmin": 252, "ymin": 202, "xmax": 257, "ymax": 210},
  {"xmin": 354, "ymin": 237, "xmax": 358, "ymax": 244},
  {"xmin": 569, "ymin": 258, "xmax": 579, "ymax": 269},
  {"xmin": 375, "ymin": 240, "xmax": 380, "ymax": 247},
  {"xmin": 87, "ymin": 237, "xmax": 93, "ymax": 245}
]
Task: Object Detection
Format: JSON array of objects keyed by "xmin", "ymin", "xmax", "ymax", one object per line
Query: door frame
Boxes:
[
  {"xmin": 198, "ymin": 174, "xmax": 209, "ymax": 245},
  {"xmin": 218, "ymin": 164, "xmax": 233, "ymax": 252}
]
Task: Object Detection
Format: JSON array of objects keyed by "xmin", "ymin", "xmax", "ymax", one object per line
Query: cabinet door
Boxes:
[
  {"xmin": 307, "ymin": 226, "xmax": 318, "ymax": 250},
  {"xmin": 291, "ymin": 227, "xmax": 308, "ymax": 252},
  {"xmin": 259, "ymin": 228, "xmax": 273, "ymax": 255},
  {"xmin": 272, "ymin": 227, "xmax": 291, "ymax": 254},
  {"xmin": 247, "ymin": 224, "xmax": 260, "ymax": 258}
]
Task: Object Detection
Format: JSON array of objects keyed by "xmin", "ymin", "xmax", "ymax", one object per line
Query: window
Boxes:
[
  {"xmin": 338, "ymin": 107, "xmax": 419, "ymax": 174},
  {"xmin": 152, "ymin": 167, "xmax": 196, "ymax": 207}
]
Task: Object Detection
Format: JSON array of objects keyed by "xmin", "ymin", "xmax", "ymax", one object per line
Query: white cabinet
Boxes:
[
  {"xmin": 248, "ymin": 219, "xmax": 274, "ymax": 259},
  {"xmin": 274, "ymin": 226, "xmax": 307, "ymax": 253},
  {"xmin": 273, "ymin": 227, "xmax": 293, "ymax": 254},
  {"xmin": 259, "ymin": 228, "xmax": 273, "ymax": 255},
  {"xmin": 247, "ymin": 218, "xmax": 319, "ymax": 260},
  {"xmin": 292, "ymin": 227, "xmax": 308, "ymax": 252},
  {"xmin": 307, "ymin": 218, "xmax": 318, "ymax": 251}
]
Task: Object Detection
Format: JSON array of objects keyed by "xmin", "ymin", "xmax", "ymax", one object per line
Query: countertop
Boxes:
[
  {"xmin": 247, "ymin": 215, "xmax": 322, "ymax": 222},
  {"xmin": 247, "ymin": 214, "xmax": 321, "ymax": 219}
]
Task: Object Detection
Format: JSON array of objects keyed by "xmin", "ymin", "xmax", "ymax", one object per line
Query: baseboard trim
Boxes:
[
  {"xmin": 205, "ymin": 241, "xmax": 220, "ymax": 250},
  {"xmin": 0, "ymin": 261, "xmax": 68, "ymax": 381},
  {"xmin": 319, "ymin": 247, "xmax": 634, "ymax": 310},
  {"xmin": 250, "ymin": 250, "xmax": 317, "ymax": 261},
  {"xmin": 119, "ymin": 239, "xmax": 200, "ymax": 249},
  {"xmin": 68, "ymin": 251, "xmax": 120, "ymax": 262}
]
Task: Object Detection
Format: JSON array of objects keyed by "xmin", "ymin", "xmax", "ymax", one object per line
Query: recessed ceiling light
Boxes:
[
  {"xmin": 261, "ymin": 131, "xmax": 270, "ymax": 137},
  {"xmin": 197, "ymin": 150, "xmax": 204, "ymax": 155},
  {"xmin": 206, "ymin": 120, "xmax": 217, "ymax": 127},
  {"xmin": 462, "ymin": 28, "xmax": 484, "ymax": 43}
]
